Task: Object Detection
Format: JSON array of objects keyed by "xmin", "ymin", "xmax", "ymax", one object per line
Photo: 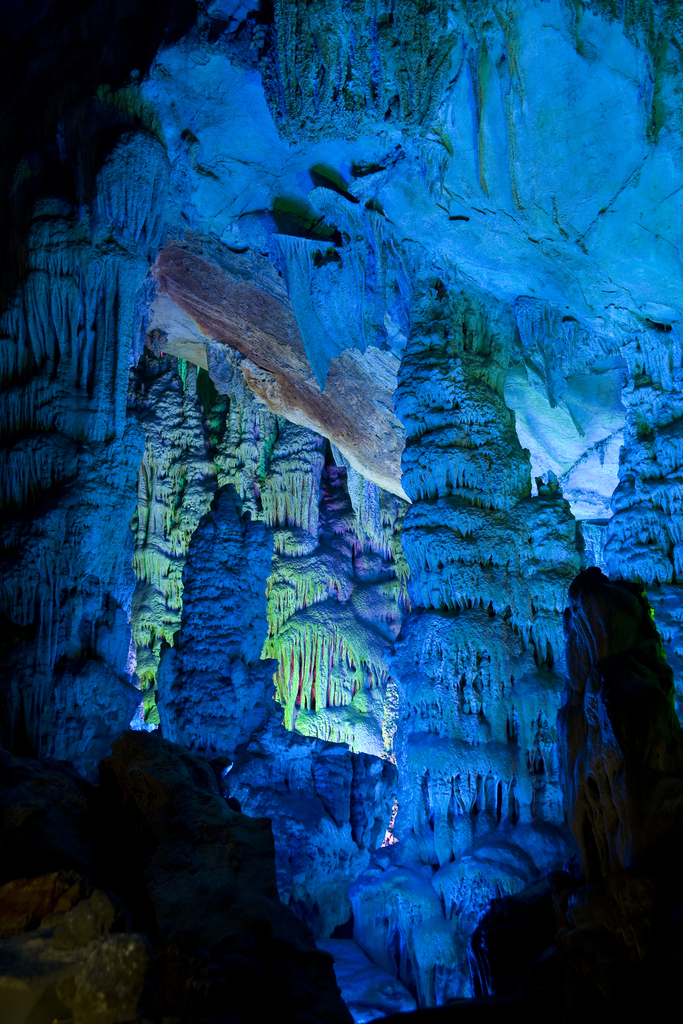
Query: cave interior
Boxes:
[{"xmin": 2, "ymin": 2, "xmax": 683, "ymax": 1023}]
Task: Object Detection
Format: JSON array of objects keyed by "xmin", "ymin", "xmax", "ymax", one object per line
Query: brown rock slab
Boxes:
[
  {"xmin": 0, "ymin": 872, "xmax": 86, "ymax": 939},
  {"xmin": 150, "ymin": 245, "xmax": 408, "ymax": 499}
]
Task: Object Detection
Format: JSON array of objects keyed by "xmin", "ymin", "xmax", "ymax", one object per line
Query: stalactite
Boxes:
[
  {"xmin": 0, "ymin": 130, "xmax": 168, "ymax": 769},
  {"xmin": 348, "ymin": 279, "xmax": 580, "ymax": 999},
  {"xmin": 605, "ymin": 324, "xmax": 683, "ymax": 585},
  {"xmin": 263, "ymin": 457, "xmax": 407, "ymax": 757},
  {"xmin": 260, "ymin": 421, "xmax": 326, "ymax": 548},
  {"xmin": 128, "ymin": 356, "xmax": 217, "ymax": 723}
]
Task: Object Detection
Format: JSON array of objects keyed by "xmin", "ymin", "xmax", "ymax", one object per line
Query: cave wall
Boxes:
[
  {"xmin": 3, "ymin": 0, "xmax": 683, "ymax": 1013},
  {"xmin": 0, "ymin": 132, "xmax": 167, "ymax": 772}
]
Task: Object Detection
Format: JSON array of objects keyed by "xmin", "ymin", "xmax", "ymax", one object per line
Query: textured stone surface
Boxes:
[
  {"xmin": 456, "ymin": 571, "xmax": 683, "ymax": 1020},
  {"xmin": 559, "ymin": 568, "xmax": 683, "ymax": 880},
  {"xmin": 156, "ymin": 484, "xmax": 275, "ymax": 753},
  {"xmin": 100, "ymin": 730, "xmax": 353, "ymax": 1023},
  {"xmin": 148, "ymin": 416, "xmax": 405, "ymax": 946},
  {"xmin": 0, "ymin": 926, "xmax": 86, "ymax": 1024},
  {"xmin": 0, "ymin": 132, "xmax": 163, "ymax": 770},
  {"xmin": 265, "ymin": 459, "xmax": 406, "ymax": 749},
  {"xmin": 0, "ymin": 873, "xmax": 86, "ymax": 940},
  {"xmin": 128, "ymin": 347, "xmax": 217, "ymax": 719},
  {"xmin": 319, "ymin": 938, "xmax": 417, "ymax": 1022},
  {"xmin": 230, "ymin": 718, "xmax": 397, "ymax": 939},
  {"xmin": 343, "ymin": 283, "xmax": 578, "ymax": 1003},
  {"xmin": 151, "ymin": 244, "xmax": 408, "ymax": 498},
  {"xmin": 100, "ymin": 730, "xmax": 296, "ymax": 947},
  {"xmin": 0, "ymin": 736, "xmax": 354, "ymax": 1024},
  {"xmin": 58, "ymin": 932, "xmax": 150, "ymax": 1024},
  {"xmin": 0, "ymin": 880, "xmax": 147, "ymax": 1024},
  {"xmin": 4, "ymin": 1, "xmax": 683, "ymax": 1018}
]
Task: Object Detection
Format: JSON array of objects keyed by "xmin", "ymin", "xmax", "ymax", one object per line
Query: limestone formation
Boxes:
[
  {"xmin": 229, "ymin": 719, "xmax": 397, "ymax": 939},
  {"xmin": 150, "ymin": 244, "xmax": 409, "ymax": 498},
  {"xmin": 3, "ymin": 1, "xmax": 683, "ymax": 1019},
  {"xmin": 559, "ymin": 568, "xmax": 683, "ymax": 880},
  {"xmin": 129, "ymin": 349, "xmax": 217, "ymax": 720},
  {"xmin": 459, "ymin": 570, "xmax": 683, "ymax": 1021},
  {"xmin": 318, "ymin": 938, "xmax": 417, "ymax": 1021},
  {"xmin": 344, "ymin": 282, "xmax": 579, "ymax": 1000},
  {"xmin": 0, "ymin": 131, "xmax": 165, "ymax": 769}
]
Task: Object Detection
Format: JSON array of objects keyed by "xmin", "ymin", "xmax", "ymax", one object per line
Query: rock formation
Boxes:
[
  {"xmin": 560, "ymin": 568, "xmax": 683, "ymax": 880},
  {"xmin": 150, "ymin": 244, "xmax": 409, "ymax": 499},
  {"xmin": 0, "ymin": 731, "xmax": 352, "ymax": 1024},
  {"xmin": 459, "ymin": 570, "xmax": 683, "ymax": 1021},
  {"xmin": 346, "ymin": 283, "xmax": 579, "ymax": 1004},
  {"xmin": 3, "ymin": 1, "xmax": 683, "ymax": 1020}
]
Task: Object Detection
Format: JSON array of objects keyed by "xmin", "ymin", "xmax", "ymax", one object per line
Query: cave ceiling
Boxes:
[{"xmin": 124, "ymin": 0, "xmax": 683, "ymax": 522}]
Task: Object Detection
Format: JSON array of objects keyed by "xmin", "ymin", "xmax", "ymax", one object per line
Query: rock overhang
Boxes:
[{"xmin": 148, "ymin": 242, "xmax": 409, "ymax": 499}]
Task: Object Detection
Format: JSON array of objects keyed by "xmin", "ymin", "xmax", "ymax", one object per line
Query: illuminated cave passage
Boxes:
[{"xmin": 2, "ymin": 3, "xmax": 683, "ymax": 1023}]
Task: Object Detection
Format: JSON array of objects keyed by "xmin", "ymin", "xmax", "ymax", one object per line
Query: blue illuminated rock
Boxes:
[
  {"xmin": 0, "ymin": 130, "xmax": 165, "ymax": 771},
  {"xmin": 318, "ymin": 938, "xmax": 417, "ymax": 1022},
  {"xmin": 3, "ymin": 1, "xmax": 683, "ymax": 1018},
  {"xmin": 156, "ymin": 484, "xmax": 276, "ymax": 754}
]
